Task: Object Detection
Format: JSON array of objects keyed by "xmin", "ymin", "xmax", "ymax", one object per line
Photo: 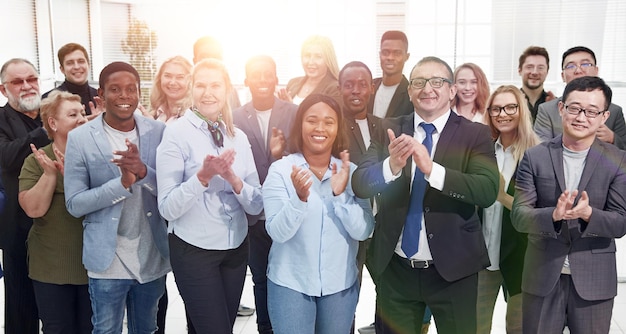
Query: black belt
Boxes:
[{"xmin": 395, "ymin": 254, "xmax": 434, "ymax": 269}]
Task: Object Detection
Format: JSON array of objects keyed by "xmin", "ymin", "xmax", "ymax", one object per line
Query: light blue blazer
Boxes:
[{"xmin": 64, "ymin": 114, "xmax": 168, "ymax": 273}]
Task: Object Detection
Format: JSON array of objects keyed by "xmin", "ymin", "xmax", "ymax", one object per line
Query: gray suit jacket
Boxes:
[
  {"xmin": 64, "ymin": 114, "xmax": 169, "ymax": 273},
  {"xmin": 534, "ymin": 99, "xmax": 626, "ymax": 149},
  {"xmin": 233, "ymin": 97, "xmax": 297, "ymax": 224},
  {"xmin": 511, "ymin": 136, "xmax": 626, "ymax": 301}
]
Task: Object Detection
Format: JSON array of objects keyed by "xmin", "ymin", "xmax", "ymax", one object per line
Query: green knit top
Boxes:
[{"xmin": 19, "ymin": 144, "xmax": 88, "ymax": 285}]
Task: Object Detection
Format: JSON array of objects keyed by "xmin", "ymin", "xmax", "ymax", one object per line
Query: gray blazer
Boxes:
[
  {"xmin": 233, "ymin": 97, "xmax": 297, "ymax": 225},
  {"xmin": 511, "ymin": 136, "xmax": 626, "ymax": 301},
  {"xmin": 534, "ymin": 99, "xmax": 626, "ymax": 149},
  {"xmin": 64, "ymin": 114, "xmax": 168, "ymax": 273}
]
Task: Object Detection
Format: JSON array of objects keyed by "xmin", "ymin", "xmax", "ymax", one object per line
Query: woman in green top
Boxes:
[{"xmin": 18, "ymin": 90, "xmax": 90, "ymax": 334}]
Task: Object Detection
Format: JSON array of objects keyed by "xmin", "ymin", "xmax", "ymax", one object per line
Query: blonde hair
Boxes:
[
  {"xmin": 484, "ymin": 85, "xmax": 539, "ymax": 163},
  {"xmin": 40, "ymin": 90, "xmax": 82, "ymax": 140},
  {"xmin": 192, "ymin": 58, "xmax": 235, "ymax": 137},
  {"xmin": 150, "ymin": 55, "xmax": 192, "ymax": 117},
  {"xmin": 301, "ymin": 35, "xmax": 340, "ymax": 80},
  {"xmin": 452, "ymin": 63, "xmax": 490, "ymax": 116}
]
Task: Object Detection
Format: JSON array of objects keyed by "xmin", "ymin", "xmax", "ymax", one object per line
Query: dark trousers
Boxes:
[
  {"xmin": 376, "ymin": 254, "xmax": 478, "ymax": 334},
  {"xmin": 32, "ymin": 280, "xmax": 92, "ymax": 334},
  {"xmin": 155, "ymin": 280, "xmax": 168, "ymax": 334},
  {"xmin": 169, "ymin": 233, "xmax": 248, "ymax": 334},
  {"xmin": 248, "ymin": 220, "xmax": 272, "ymax": 333},
  {"xmin": 3, "ymin": 233, "xmax": 39, "ymax": 334}
]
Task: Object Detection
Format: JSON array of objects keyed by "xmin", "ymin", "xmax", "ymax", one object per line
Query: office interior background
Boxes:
[{"xmin": 1, "ymin": 0, "xmax": 626, "ymax": 275}]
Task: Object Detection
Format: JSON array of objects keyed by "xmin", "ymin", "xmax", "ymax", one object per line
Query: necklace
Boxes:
[{"xmin": 309, "ymin": 166, "xmax": 327, "ymax": 177}]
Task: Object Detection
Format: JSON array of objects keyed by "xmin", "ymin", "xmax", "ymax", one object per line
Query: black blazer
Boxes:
[
  {"xmin": 367, "ymin": 75, "xmax": 414, "ymax": 118},
  {"xmin": 0, "ymin": 104, "xmax": 50, "ymax": 248},
  {"xmin": 344, "ymin": 113, "xmax": 382, "ymax": 165},
  {"xmin": 352, "ymin": 112, "xmax": 498, "ymax": 282}
]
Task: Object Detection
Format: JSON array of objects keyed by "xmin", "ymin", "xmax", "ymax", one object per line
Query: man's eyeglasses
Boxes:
[
  {"xmin": 3, "ymin": 77, "xmax": 39, "ymax": 87},
  {"xmin": 488, "ymin": 104, "xmax": 519, "ymax": 117},
  {"xmin": 563, "ymin": 63, "xmax": 595, "ymax": 72},
  {"xmin": 409, "ymin": 77, "xmax": 452, "ymax": 89},
  {"xmin": 564, "ymin": 104, "xmax": 605, "ymax": 118}
]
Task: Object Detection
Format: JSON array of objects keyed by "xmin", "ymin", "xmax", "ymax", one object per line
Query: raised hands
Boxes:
[
  {"xmin": 291, "ymin": 165, "xmax": 312, "ymax": 202},
  {"xmin": 330, "ymin": 150, "xmax": 351, "ymax": 196},
  {"xmin": 552, "ymin": 189, "xmax": 592, "ymax": 222},
  {"xmin": 277, "ymin": 88, "xmax": 293, "ymax": 103},
  {"xmin": 86, "ymin": 96, "xmax": 104, "ymax": 121},
  {"xmin": 269, "ymin": 127, "xmax": 287, "ymax": 159},
  {"xmin": 112, "ymin": 139, "xmax": 147, "ymax": 189},
  {"xmin": 196, "ymin": 149, "xmax": 244, "ymax": 193},
  {"xmin": 30, "ymin": 143, "xmax": 63, "ymax": 175},
  {"xmin": 387, "ymin": 129, "xmax": 432, "ymax": 176}
]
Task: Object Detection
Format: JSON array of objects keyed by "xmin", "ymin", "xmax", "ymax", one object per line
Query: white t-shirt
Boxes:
[{"xmin": 373, "ymin": 83, "xmax": 400, "ymax": 118}]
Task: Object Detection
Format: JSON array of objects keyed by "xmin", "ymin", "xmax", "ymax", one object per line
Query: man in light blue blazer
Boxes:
[
  {"xmin": 64, "ymin": 62, "xmax": 170, "ymax": 334},
  {"xmin": 233, "ymin": 55, "xmax": 297, "ymax": 334}
]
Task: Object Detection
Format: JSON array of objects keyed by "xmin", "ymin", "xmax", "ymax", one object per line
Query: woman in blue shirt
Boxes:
[
  {"xmin": 263, "ymin": 94, "xmax": 374, "ymax": 334},
  {"xmin": 156, "ymin": 59, "xmax": 263, "ymax": 334}
]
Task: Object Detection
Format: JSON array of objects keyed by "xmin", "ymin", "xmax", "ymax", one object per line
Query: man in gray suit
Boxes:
[
  {"xmin": 232, "ymin": 55, "xmax": 297, "ymax": 334},
  {"xmin": 534, "ymin": 46, "xmax": 626, "ymax": 149},
  {"xmin": 512, "ymin": 76, "xmax": 626, "ymax": 334}
]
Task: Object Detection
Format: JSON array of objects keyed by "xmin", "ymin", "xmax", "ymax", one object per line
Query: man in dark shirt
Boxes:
[
  {"xmin": 518, "ymin": 46, "xmax": 555, "ymax": 122},
  {"xmin": 43, "ymin": 43, "xmax": 102, "ymax": 118},
  {"xmin": 0, "ymin": 58, "xmax": 51, "ymax": 334}
]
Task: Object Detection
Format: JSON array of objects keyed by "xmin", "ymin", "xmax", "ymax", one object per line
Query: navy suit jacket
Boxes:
[
  {"xmin": 352, "ymin": 111, "xmax": 498, "ymax": 282},
  {"xmin": 512, "ymin": 136, "xmax": 626, "ymax": 300},
  {"xmin": 367, "ymin": 75, "xmax": 414, "ymax": 118},
  {"xmin": 233, "ymin": 97, "xmax": 297, "ymax": 224}
]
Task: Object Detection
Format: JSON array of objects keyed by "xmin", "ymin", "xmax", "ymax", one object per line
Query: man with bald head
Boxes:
[{"xmin": 0, "ymin": 58, "xmax": 50, "ymax": 334}]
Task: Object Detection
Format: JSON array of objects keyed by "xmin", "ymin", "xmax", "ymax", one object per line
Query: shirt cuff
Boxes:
[
  {"xmin": 383, "ymin": 157, "xmax": 402, "ymax": 183},
  {"xmin": 425, "ymin": 162, "xmax": 445, "ymax": 191}
]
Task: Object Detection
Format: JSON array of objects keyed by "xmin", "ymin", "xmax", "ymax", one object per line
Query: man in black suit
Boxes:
[
  {"xmin": 368, "ymin": 30, "xmax": 414, "ymax": 119},
  {"xmin": 353, "ymin": 56, "xmax": 498, "ymax": 334},
  {"xmin": 0, "ymin": 58, "xmax": 50, "ymax": 334}
]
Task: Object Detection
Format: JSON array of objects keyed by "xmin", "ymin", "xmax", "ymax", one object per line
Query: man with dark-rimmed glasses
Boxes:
[
  {"xmin": 534, "ymin": 46, "xmax": 626, "ymax": 149},
  {"xmin": 513, "ymin": 76, "xmax": 626, "ymax": 334}
]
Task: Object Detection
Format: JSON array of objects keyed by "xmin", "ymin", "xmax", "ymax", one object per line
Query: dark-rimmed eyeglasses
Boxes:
[
  {"xmin": 409, "ymin": 77, "xmax": 452, "ymax": 89},
  {"xmin": 3, "ymin": 77, "xmax": 39, "ymax": 87},
  {"xmin": 488, "ymin": 104, "xmax": 519, "ymax": 117},
  {"xmin": 563, "ymin": 63, "xmax": 595, "ymax": 72},
  {"xmin": 564, "ymin": 104, "xmax": 605, "ymax": 118}
]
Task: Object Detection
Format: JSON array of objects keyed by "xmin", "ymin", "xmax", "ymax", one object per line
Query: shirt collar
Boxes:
[{"xmin": 413, "ymin": 110, "xmax": 451, "ymax": 134}]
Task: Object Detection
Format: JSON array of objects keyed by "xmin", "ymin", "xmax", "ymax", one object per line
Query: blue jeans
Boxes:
[
  {"xmin": 268, "ymin": 279, "xmax": 359, "ymax": 334},
  {"xmin": 88, "ymin": 276, "xmax": 166, "ymax": 334}
]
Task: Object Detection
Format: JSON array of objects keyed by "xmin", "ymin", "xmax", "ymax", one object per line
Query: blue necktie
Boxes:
[{"xmin": 401, "ymin": 122, "xmax": 436, "ymax": 257}]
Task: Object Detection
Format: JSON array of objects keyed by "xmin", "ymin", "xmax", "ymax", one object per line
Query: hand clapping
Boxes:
[
  {"xmin": 112, "ymin": 139, "xmax": 147, "ymax": 189},
  {"xmin": 330, "ymin": 150, "xmax": 350, "ymax": 196}
]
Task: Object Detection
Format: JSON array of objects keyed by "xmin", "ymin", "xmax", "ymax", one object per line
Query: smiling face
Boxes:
[
  {"xmin": 408, "ymin": 61, "xmax": 456, "ymax": 121},
  {"xmin": 489, "ymin": 92, "xmax": 520, "ymax": 136},
  {"xmin": 244, "ymin": 58, "xmax": 278, "ymax": 104},
  {"xmin": 100, "ymin": 71, "xmax": 139, "ymax": 130},
  {"xmin": 49, "ymin": 99, "xmax": 87, "ymax": 141},
  {"xmin": 160, "ymin": 62, "xmax": 190, "ymax": 102},
  {"xmin": 60, "ymin": 50, "xmax": 90, "ymax": 85},
  {"xmin": 455, "ymin": 67, "xmax": 478, "ymax": 105},
  {"xmin": 192, "ymin": 67, "xmax": 227, "ymax": 121},
  {"xmin": 301, "ymin": 45, "xmax": 328, "ymax": 80},
  {"xmin": 301, "ymin": 101, "xmax": 338, "ymax": 157},
  {"xmin": 559, "ymin": 89, "xmax": 608, "ymax": 146},
  {"xmin": 518, "ymin": 55, "xmax": 548, "ymax": 90},
  {"xmin": 379, "ymin": 39, "xmax": 409, "ymax": 78},
  {"xmin": 340, "ymin": 66, "xmax": 374, "ymax": 119},
  {"xmin": 0, "ymin": 61, "xmax": 41, "ymax": 113}
]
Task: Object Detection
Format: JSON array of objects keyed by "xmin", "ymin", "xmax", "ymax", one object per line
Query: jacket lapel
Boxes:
[
  {"xmin": 89, "ymin": 116, "xmax": 120, "ymax": 176},
  {"xmin": 549, "ymin": 137, "xmax": 566, "ymax": 194}
]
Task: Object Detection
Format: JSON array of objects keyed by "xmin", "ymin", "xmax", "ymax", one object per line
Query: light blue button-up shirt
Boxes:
[
  {"xmin": 263, "ymin": 153, "xmax": 374, "ymax": 297},
  {"xmin": 156, "ymin": 111, "xmax": 263, "ymax": 250}
]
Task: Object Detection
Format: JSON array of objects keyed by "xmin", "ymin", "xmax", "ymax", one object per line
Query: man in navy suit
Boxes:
[
  {"xmin": 232, "ymin": 55, "xmax": 297, "ymax": 334},
  {"xmin": 353, "ymin": 56, "xmax": 498, "ymax": 334},
  {"xmin": 512, "ymin": 76, "xmax": 626, "ymax": 334}
]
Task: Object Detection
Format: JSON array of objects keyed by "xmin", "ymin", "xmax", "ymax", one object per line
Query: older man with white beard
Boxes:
[{"xmin": 0, "ymin": 58, "xmax": 50, "ymax": 334}]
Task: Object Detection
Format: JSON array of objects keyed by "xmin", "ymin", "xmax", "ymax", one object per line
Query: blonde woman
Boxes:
[
  {"xmin": 149, "ymin": 55, "xmax": 192, "ymax": 123},
  {"xmin": 157, "ymin": 59, "xmax": 263, "ymax": 334},
  {"xmin": 477, "ymin": 85, "xmax": 540, "ymax": 334},
  {"xmin": 278, "ymin": 35, "xmax": 341, "ymax": 105}
]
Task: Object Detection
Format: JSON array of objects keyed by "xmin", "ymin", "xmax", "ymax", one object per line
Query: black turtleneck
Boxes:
[{"xmin": 42, "ymin": 80, "xmax": 98, "ymax": 115}]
